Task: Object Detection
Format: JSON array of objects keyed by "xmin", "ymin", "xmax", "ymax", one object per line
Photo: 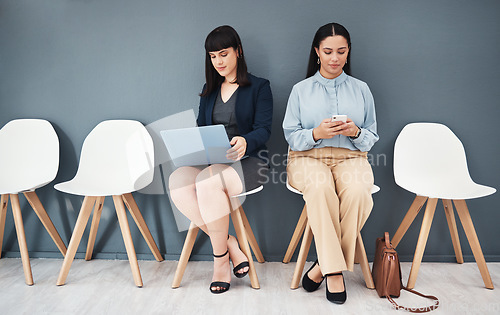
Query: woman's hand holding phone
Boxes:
[{"xmin": 313, "ymin": 115, "xmax": 359, "ymax": 140}]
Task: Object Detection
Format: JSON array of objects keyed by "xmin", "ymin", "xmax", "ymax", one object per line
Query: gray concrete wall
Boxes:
[{"xmin": 1, "ymin": 0, "xmax": 499, "ymax": 263}]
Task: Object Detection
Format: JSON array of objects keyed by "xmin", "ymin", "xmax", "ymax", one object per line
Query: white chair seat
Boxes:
[
  {"xmin": 231, "ymin": 185, "xmax": 263, "ymax": 198},
  {"xmin": 0, "ymin": 185, "xmax": 36, "ymax": 195},
  {"xmin": 406, "ymin": 181, "xmax": 495, "ymax": 200},
  {"xmin": 286, "ymin": 181, "xmax": 301, "ymax": 195},
  {"xmin": 0, "ymin": 184, "xmax": 51, "ymax": 195},
  {"xmin": 55, "ymin": 178, "xmax": 141, "ymax": 196}
]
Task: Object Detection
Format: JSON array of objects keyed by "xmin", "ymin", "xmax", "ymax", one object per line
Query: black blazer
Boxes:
[{"xmin": 197, "ymin": 74, "xmax": 273, "ymax": 160}]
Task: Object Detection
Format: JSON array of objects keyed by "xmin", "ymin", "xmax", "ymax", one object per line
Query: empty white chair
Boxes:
[
  {"xmin": 392, "ymin": 122, "xmax": 495, "ymax": 289},
  {"xmin": 0, "ymin": 119, "xmax": 66, "ymax": 285},
  {"xmin": 54, "ymin": 120, "xmax": 164, "ymax": 287}
]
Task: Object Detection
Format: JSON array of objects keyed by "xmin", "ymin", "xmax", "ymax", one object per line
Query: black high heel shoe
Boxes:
[
  {"xmin": 228, "ymin": 235, "xmax": 249, "ymax": 278},
  {"xmin": 233, "ymin": 261, "xmax": 250, "ymax": 278},
  {"xmin": 325, "ymin": 272, "xmax": 346, "ymax": 304},
  {"xmin": 210, "ymin": 250, "xmax": 230, "ymax": 294},
  {"xmin": 302, "ymin": 260, "xmax": 324, "ymax": 292}
]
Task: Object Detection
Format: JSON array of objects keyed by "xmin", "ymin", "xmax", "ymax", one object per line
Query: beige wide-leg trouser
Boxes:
[{"xmin": 287, "ymin": 147, "xmax": 374, "ymax": 274}]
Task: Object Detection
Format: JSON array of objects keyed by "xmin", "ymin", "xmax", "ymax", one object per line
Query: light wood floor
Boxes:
[{"xmin": 0, "ymin": 258, "xmax": 498, "ymax": 314}]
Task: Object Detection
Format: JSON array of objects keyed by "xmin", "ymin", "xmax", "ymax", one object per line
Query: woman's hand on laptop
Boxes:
[{"xmin": 227, "ymin": 136, "xmax": 247, "ymax": 161}]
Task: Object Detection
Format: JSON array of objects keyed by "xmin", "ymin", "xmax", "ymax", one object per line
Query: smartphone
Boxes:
[{"xmin": 331, "ymin": 115, "xmax": 347, "ymax": 123}]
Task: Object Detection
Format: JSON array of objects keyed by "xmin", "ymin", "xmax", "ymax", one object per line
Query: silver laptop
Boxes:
[{"xmin": 160, "ymin": 125, "xmax": 233, "ymax": 167}]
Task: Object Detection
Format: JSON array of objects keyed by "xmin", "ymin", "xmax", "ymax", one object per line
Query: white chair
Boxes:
[
  {"xmin": 0, "ymin": 119, "xmax": 67, "ymax": 285},
  {"xmin": 172, "ymin": 185, "xmax": 265, "ymax": 289},
  {"xmin": 392, "ymin": 122, "xmax": 495, "ymax": 289},
  {"xmin": 54, "ymin": 120, "xmax": 164, "ymax": 287},
  {"xmin": 283, "ymin": 178, "xmax": 380, "ymax": 290}
]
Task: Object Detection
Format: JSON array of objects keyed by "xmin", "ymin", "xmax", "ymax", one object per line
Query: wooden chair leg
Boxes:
[
  {"xmin": 392, "ymin": 195, "xmax": 428, "ymax": 248},
  {"xmin": 172, "ymin": 222, "xmax": 199, "ymax": 288},
  {"xmin": 291, "ymin": 222, "xmax": 313, "ymax": 289},
  {"xmin": 442, "ymin": 199, "xmax": 464, "ymax": 264},
  {"xmin": 354, "ymin": 248, "xmax": 360, "ymax": 264},
  {"xmin": 231, "ymin": 206, "xmax": 259, "ymax": 289},
  {"xmin": 356, "ymin": 232, "xmax": 375, "ymax": 289},
  {"xmin": 0, "ymin": 194, "xmax": 8, "ymax": 258},
  {"xmin": 283, "ymin": 205, "xmax": 307, "ymax": 264},
  {"xmin": 10, "ymin": 194, "xmax": 33, "ymax": 285},
  {"xmin": 23, "ymin": 191, "xmax": 67, "ymax": 257},
  {"xmin": 57, "ymin": 196, "xmax": 96, "ymax": 286},
  {"xmin": 113, "ymin": 195, "xmax": 143, "ymax": 287},
  {"xmin": 407, "ymin": 198, "xmax": 438, "ymax": 289},
  {"xmin": 453, "ymin": 199, "xmax": 494, "ymax": 289},
  {"xmin": 85, "ymin": 196, "xmax": 105, "ymax": 260},
  {"xmin": 122, "ymin": 193, "xmax": 164, "ymax": 262},
  {"xmin": 239, "ymin": 207, "xmax": 264, "ymax": 263}
]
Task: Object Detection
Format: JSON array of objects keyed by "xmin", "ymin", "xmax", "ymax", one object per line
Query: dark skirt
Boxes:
[{"xmin": 237, "ymin": 156, "xmax": 269, "ymax": 192}]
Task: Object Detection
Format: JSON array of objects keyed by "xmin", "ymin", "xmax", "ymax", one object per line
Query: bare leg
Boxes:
[
  {"xmin": 195, "ymin": 164, "xmax": 243, "ymax": 290},
  {"xmin": 326, "ymin": 273, "xmax": 345, "ymax": 293},
  {"xmin": 169, "ymin": 165, "xmax": 247, "ymax": 290},
  {"xmin": 307, "ymin": 263, "xmax": 324, "ymax": 283},
  {"xmin": 169, "ymin": 166, "xmax": 208, "ymax": 232},
  {"xmin": 228, "ymin": 234, "xmax": 249, "ymax": 275},
  {"xmin": 169, "ymin": 166, "xmax": 245, "ymax": 263}
]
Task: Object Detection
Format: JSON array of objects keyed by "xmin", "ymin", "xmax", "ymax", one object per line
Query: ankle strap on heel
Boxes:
[{"xmin": 213, "ymin": 249, "xmax": 229, "ymax": 258}]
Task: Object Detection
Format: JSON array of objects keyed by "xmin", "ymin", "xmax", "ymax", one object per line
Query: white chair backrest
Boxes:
[
  {"xmin": 0, "ymin": 119, "xmax": 59, "ymax": 193},
  {"xmin": 394, "ymin": 122, "xmax": 474, "ymax": 195},
  {"xmin": 72, "ymin": 120, "xmax": 154, "ymax": 194}
]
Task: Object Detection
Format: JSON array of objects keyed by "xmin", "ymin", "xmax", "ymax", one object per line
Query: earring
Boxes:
[{"xmin": 317, "ymin": 58, "xmax": 320, "ymax": 64}]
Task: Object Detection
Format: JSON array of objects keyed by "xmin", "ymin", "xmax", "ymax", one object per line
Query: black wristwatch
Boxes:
[{"xmin": 351, "ymin": 127, "xmax": 361, "ymax": 139}]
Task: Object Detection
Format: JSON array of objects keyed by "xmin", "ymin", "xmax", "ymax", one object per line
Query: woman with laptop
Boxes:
[
  {"xmin": 168, "ymin": 25, "xmax": 273, "ymax": 294},
  {"xmin": 283, "ymin": 22, "xmax": 378, "ymax": 304}
]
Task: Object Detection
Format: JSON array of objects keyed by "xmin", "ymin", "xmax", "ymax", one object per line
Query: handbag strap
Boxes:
[
  {"xmin": 384, "ymin": 259, "xmax": 439, "ymax": 313},
  {"xmin": 384, "ymin": 231, "xmax": 391, "ymax": 249},
  {"xmin": 382, "ymin": 251, "xmax": 397, "ymax": 298}
]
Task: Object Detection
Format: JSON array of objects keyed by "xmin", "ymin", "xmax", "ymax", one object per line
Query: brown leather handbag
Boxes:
[{"xmin": 372, "ymin": 232, "xmax": 439, "ymax": 313}]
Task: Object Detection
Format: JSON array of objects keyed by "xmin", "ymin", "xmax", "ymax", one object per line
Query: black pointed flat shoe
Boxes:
[
  {"xmin": 325, "ymin": 272, "xmax": 346, "ymax": 304},
  {"xmin": 302, "ymin": 260, "xmax": 324, "ymax": 292}
]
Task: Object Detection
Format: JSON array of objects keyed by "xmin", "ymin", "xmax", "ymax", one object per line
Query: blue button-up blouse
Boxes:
[{"xmin": 283, "ymin": 71, "xmax": 378, "ymax": 152}]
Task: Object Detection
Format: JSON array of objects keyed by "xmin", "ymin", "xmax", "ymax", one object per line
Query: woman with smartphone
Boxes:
[
  {"xmin": 168, "ymin": 25, "xmax": 273, "ymax": 294},
  {"xmin": 283, "ymin": 22, "xmax": 378, "ymax": 304}
]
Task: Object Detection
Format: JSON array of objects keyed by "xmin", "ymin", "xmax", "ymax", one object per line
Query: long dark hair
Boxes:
[
  {"xmin": 306, "ymin": 22, "xmax": 351, "ymax": 78},
  {"xmin": 201, "ymin": 25, "xmax": 250, "ymax": 97}
]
